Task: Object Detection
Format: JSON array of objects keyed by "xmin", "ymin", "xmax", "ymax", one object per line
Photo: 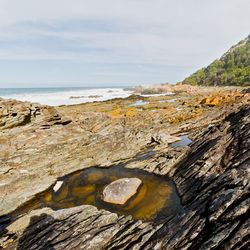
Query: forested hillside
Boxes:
[{"xmin": 182, "ymin": 35, "xmax": 249, "ymax": 86}]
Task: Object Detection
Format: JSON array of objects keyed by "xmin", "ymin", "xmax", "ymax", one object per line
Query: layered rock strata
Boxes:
[
  {"xmin": 1, "ymin": 104, "xmax": 249, "ymax": 250},
  {"xmin": 0, "ymin": 88, "xmax": 249, "ymax": 249}
]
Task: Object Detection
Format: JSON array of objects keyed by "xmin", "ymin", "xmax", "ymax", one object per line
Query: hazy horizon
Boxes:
[
  {"xmin": 0, "ymin": 84, "xmax": 137, "ymax": 89},
  {"xmin": 0, "ymin": 0, "xmax": 249, "ymax": 88}
]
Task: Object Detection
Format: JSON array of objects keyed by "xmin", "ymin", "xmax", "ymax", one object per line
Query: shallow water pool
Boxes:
[
  {"xmin": 169, "ymin": 134, "xmax": 193, "ymax": 147},
  {"xmin": 8, "ymin": 149, "xmax": 182, "ymax": 224},
  {"xmin": 129, "ymin": 100, "xmax": 150, "ymax": 106},
  {"xmin": 41, "ymin": 165, "xmax": 181, "ymax": 222}
]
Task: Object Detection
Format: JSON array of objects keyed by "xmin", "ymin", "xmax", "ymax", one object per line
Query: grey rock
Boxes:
[
  {"xmin": 103, "ymin": 178, "xmax": 142, "ymax": 205},
  {"xmin": 0, "ymin": 92, "xmax": 249, "ymax": 249}
]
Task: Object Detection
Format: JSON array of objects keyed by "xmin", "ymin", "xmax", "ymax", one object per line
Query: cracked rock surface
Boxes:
[
  {"xmin": 1, "ymin": 104, "xmax": 249, "ymax": 250},
  {"xmin": 0, "ymin": 88, "xmax": 249, "ymax": 249}
]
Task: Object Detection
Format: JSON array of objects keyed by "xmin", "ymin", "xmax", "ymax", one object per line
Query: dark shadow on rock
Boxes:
[
  {"xmin": 17, "ymin": 213, "xmax": 55, "ymax": 250},
  {"xmin": 9, "ymin": 105, "xmax": 250, "ymax": 250},
  {"xmin": 0, "ymin": 215, "xmax": 12, "ymax": 237},
  {"xmin": 140, "ymin": 105, "xmax": 250, "ymax": 250}
]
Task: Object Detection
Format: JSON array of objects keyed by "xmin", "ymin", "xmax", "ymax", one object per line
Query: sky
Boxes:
[{"xmin": 0, "ymin": 0, "xmax": 249, "ymax": 88}]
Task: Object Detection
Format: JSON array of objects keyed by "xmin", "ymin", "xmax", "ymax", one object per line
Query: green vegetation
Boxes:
[{"xmin": 181, "ymin": 35, "xmax": 250, "ymax": 86}]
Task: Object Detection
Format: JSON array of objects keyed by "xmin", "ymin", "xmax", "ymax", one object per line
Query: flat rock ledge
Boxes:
[
  {"xmin": 1, "ymin": 104, "xmax": 249, "ymax": 250},
  {"xmin": 102, "ymin": 178, "xmax": 142, "ymax": 205}
]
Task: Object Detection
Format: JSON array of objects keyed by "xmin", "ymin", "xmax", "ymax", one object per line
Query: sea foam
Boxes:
[{"xmin": 0, "ymin": 87, "xmax": 134, "ymax": 106}]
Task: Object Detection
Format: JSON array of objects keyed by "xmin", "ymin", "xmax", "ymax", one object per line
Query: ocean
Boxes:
[{"xmin": 0, "ymin": 86, "xmax": 134, "ymax": 106}]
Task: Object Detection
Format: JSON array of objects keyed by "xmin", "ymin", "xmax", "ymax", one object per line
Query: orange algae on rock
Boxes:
[
  {"xmin": 72, "ymin": 185, "xmax": 95, "ymax": 198},
  {"xmin": 85, "ymin": 194, "xmax": 95, "ymax": 204},
  {"xmin": 201, "ymin": 91, "xmax": 246, "ymax": 107},
  {"xmin": 124, "ymin": 183, "xmax": 147, "ymax": 210},
  {"xmin": 87, "ymin": 170, "xmax": 104, "ymax": 182},
  {"xmin": 170, "ymin": 111, "xmax": 202, "ymax": 124},
  {"xmin": 125, "ymin": 108, "xmax": 137, "ymax": 117},
  {"xmin": 107, "ymin": 107, "xmax": 137, "ymax": 119},
  {"xmin": 133, "ymin": 180, "xmax": 173, "ymax": 220},
  {"xmin": 44, "ymin": 193, "xmax": 52, "ymax": 202},
  {"xmin": 54, "ymin": 186, "xmax": 69, "ymax": 201},
  {"xmin": 108, "ymin": 107, "xmax": 122, "ymax": 119}
]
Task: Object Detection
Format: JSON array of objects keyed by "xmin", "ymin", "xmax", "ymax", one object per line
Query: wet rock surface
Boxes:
[
  {"xmin": 102, "ymin": 178, "xmax": 142, "ymax": 205},
  {"xmin": 0, "ymin": 87, "xmax": 249, "ymax": 249}
]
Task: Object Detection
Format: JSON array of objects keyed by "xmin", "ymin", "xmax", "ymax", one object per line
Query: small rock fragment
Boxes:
[{"xmin": 53, "ymin": 181, "xmax": 63, "ymax": 192}]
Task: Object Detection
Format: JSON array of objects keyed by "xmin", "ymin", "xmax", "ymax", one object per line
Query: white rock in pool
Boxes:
[
  {"xmin": 102, "ymin": 178, "xmax": 142, "ymax": 205},
  {"xmin": 53, "ymin": 181, "xmax": 63, "ymax": 192}
]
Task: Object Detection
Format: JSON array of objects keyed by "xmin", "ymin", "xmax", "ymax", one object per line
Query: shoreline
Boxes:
[
  {"xmin": 0, "ymin": 85, "xmax": 249, "ymax": 248},
  {"xmin": 0, "ymin": 84, "xmax": 247, "ymax": 107}
]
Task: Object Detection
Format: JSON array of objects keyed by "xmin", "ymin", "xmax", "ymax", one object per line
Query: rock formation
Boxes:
[
  {"xmin": 102, "ymin": 178, "xmax": 142, "ymax": 205},
  {"xmin": 0, "ymin": 87, "xmax": 249, "ymax": 249},
  {"xmin": 2, "ymin": 104, "xmax": 248, "ymax": 250}
]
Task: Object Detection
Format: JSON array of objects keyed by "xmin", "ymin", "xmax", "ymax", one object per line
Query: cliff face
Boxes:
[{"xmin": 182, "ymin": 35, "xmax": 250, "ymax": 86}]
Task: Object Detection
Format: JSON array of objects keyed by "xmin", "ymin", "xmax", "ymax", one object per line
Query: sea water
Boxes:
[{"xmin": 0, "ymin": 86, "xmax": 134, "ymax": 106}]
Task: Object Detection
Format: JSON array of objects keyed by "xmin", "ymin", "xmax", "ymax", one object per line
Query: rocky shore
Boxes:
[{"xmin": 0, "ymin": 86, "xmax": 249, "ymax": 249}]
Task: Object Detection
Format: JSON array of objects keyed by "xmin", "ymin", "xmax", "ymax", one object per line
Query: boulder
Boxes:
[{"xmin": 102, "ymin": 178, "xmax": 142, "ymax": 205}]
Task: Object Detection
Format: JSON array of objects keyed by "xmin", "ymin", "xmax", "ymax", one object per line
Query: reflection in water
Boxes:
[
  {"xmin": 8, "ymin": 148, "xmax": 182, "ymax": 224},
  {"xmin": 169, "ymin": 134, "xmax": 193, "ymax": 147},
  {"xmin": 166, "ymin": 97, "xmax": 191, "ymax": 103},
  {"xmin": 140, "ymin": 93, "xmax": 174, "ymax": 97},
  {"xmin": 40, "ymin": 165, "xmax": 181, "ymax": 222},
  {"xmin": 129, "ymin": 100, "xmax": 150, "ymax": 106}
]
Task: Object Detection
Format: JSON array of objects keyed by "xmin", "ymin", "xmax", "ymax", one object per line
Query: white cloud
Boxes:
[{"xmin": 0, "ymin": 0, "xmax": 249, "ymax": 85}]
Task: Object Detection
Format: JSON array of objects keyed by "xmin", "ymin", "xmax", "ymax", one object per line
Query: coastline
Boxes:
[
  {"xmin": 0, "ymin": 86, "xmax": 134, "ymax": 106},
  {"xmin": 0, "ymin": 85, "xmax": 249, "ymax": 249},
  {"xmin": 0, "ymin": 83, "xmax": 244, "ymax": 107}
]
